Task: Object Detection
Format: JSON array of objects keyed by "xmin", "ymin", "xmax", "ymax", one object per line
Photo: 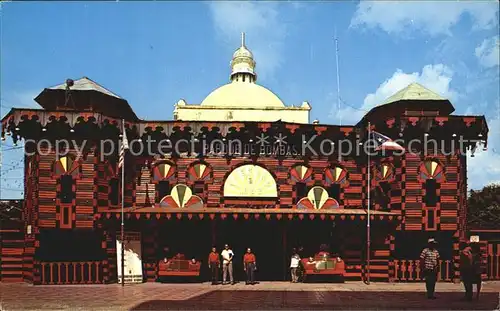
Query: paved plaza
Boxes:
[{"xmin": 1, "ymin": 281, "xmax": 499, "ymax": 310}]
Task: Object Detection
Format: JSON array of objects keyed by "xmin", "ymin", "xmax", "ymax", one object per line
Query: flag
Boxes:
[
  {"xmin": 369, "ymin": 131, "xmax": 405, "ymax": 152},
  {"xmin": 118, "ymin": 120, "xmax": 129, "ymax": 169}
]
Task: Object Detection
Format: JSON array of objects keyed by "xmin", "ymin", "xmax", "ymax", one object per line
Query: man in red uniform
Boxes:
[
  {"xmin": 208, "ymin": 246, "xmax": 220, "ymax": 285},
  {"xmin": 243, "ymin": 248, "xmax": 257, "ymax": 285}
]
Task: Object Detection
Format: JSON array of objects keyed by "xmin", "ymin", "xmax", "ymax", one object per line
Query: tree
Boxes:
[{"xmin": 467, "ymin": 183, "xmax": 500, "ymax": 229}]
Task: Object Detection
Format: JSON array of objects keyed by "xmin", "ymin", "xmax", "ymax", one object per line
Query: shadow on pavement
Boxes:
[{"xmin": 130, "ymin": 290, "xmax": 499, "ymax": 310}]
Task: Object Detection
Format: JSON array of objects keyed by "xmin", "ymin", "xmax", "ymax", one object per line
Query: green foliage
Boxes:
[{"xmin": 467, "ymin": 183, "xmax": 500, "ymax": 229}]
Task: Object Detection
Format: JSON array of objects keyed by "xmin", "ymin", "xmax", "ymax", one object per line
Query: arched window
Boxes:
[
  {"xmin": 53, "ymin": 155, "xmax": 80, "ymax": 204},
  {"xmin": 297, "ymin": 186, "xmax": 340, "ymax": 209},
  {"xmin": 188, "ymin": 162, "xmax": 211, "ymax": 181},
  {"xmin": 420, "ymin": 160, "xmax": 444, "ymax": 208},
  {"xmin": 53, "ymin": 155, "xmax": 80, "ymax": 229},
  {"xmin": 224, "ymin": 164, "xmax": 277, "ymax": 197},
  {"xmin": 419, "ymin": 160, "xmax": 444, "ymax": 181},
  {"xmin": 377, "ymin": 163, "xmax": 394, "ymax": 181},
  {"xmin": 54, "ymin": 155, "xmax": 80, "ymax": 177},
  {"xmin": 375, "ymin": 163, "xmax": 394, "ymax": 209},
  {"xmin": 152, "ymin": 162, "xmax": 176, "ymax": 202},
  {"xmin": 105, "ymin": 163, "xmax": 119, "ymax": 206},
  {"xmin": 188, "ymin": 162, "xmax": 211, "ymax": 197},
  {"xmin": 290, "ymin": 165, "xmax": 313, "ymax": 183},
  {"xmin": 109, "ymin": 178, "xmax": 119, "ymax": 206},
  {"xmin": 324, "ymin": 166, "xmax": 348, "ymax": 186},
  {"xmin": 290, "ymin": 164, "xmax": 312, "ymax": 204},
  {"xmin": 324, "ymin": 165, "xmax": 348, "ymax": 202},
  {"xmin": 152, "ymin": 162, "xmax": 176, "ymax": 181},
  {"xmin": 159, "ymin": 184, "xmax": 204, "ymax": 209}
]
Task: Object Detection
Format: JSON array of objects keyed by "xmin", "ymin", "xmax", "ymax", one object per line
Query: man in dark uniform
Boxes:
[
  {"xmin": 470, "ymin": 242, "xmax": 482, "ymax": 300},
  {"xmin": 208, "ymin": 247, "xmax": 220, "ymax": 285},
  {"xmin": 460, "ymin": 241, "xmax": 474, "ymax": 300}
]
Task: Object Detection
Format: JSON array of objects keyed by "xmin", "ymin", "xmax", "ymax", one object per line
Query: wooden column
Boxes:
[{"xmin": 282, "ymin": 220, "xmax": 287, "ymax": 281}]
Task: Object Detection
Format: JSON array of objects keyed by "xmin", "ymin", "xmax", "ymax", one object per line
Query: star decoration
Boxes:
[
  {"xmin": 255, "ymin": 133, "xmax": 269, "ymax": 146},
  {"xmin": 274, "ymin": 133, "xmax": 288, "ymax": 145}
]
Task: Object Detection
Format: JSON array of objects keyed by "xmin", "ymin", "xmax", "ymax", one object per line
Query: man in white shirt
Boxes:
[
  {"xmin": 221, "ymin": 244, "xmax": 234, "ymax": 284},
  {"xmin": 290, "ymin": 248, "xmax": 301, "ymax": 283}
]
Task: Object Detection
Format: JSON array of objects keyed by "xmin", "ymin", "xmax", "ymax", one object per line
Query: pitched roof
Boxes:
[
  {"xmin": 382, "ymin": 82, "xmax": 447, "ymax": 106},
  {"xmin": 48, "ymin": 77, "xmax": 121, "ymax": 99}
]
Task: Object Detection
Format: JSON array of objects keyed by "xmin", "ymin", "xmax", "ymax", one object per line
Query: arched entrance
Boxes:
[{"xmin": 220, "ymin": 164, "xmax": 283, "ymax": 280}]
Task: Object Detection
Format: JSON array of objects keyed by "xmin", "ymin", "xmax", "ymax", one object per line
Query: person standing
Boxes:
[
  {"xmin": 460, "ymin": 241, "xmax": 474, "ymax": 300},
  {"xmin": 420, "ymin": 238, "xmax": 440, "ymax": 299},
  {"xmin": 221, "ymin": 244, "xmax": 234, "ymax": 285},
  {"xmin": 290, "ymin": 248, "xmax": 301, "ymax": 283},
  {"xmin": 297, "ymin": 246, "xmax": 305, "ymax": 282},
  {"xmin": 208, "ymin": 247, "xmax": 220, "ymax": 285},
  {"xmin": 470, "ymin": 242, "xmax": 482, "ymax": 300},
  {"xmin": 243, "ymin": 248, "xmax": 257, "ymax": 285}
]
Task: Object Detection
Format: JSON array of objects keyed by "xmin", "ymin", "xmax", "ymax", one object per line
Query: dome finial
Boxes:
[{"xmin": 230, "ymin": 33, "xmax": 256, "ymax": 83}]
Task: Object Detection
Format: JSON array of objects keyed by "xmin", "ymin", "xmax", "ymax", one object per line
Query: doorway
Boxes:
[
  {"xmin": 158, "ymin": 216, "xmax": 344, "ymax": 281},
  {"xmin": 216, "ymin": 218, "xmax": 286, "ymax": 281}
]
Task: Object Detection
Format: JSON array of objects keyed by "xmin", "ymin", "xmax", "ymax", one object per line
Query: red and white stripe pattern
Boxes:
[
  {"xmin": 118, "ymin": 120, "xmax": 129, "ymax": 169},
  {"xmin": 370, "ymin": 131, "xmax": 405, "ymax": 152}
]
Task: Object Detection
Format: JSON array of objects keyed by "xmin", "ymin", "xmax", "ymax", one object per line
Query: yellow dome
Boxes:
[
  {"xmin": 200, "ymin": 33, "xmax": 284, "ymax": 108},
  {"xmin": 200, "ymin": 82, "xmax": 285, "ymax": 108}
]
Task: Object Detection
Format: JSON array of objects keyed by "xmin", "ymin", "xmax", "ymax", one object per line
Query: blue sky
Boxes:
[{"xmin": 1, "ymin": 1, "xmax": 499, "ymax": 199}]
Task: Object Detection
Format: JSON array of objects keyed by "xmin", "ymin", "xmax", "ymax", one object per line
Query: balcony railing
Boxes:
[
  {"xmin": 392, "ymin": 259, "xmax": 454, "ymax": 282},
  {"xmin": 486, "ymin": 244, "xmax": 500, "ymax": 280},
  {"xmin": 37, "ymin": 261, "xmax": 104, "ymax": 284}
]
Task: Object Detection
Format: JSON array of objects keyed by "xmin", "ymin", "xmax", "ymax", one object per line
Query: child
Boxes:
[{"xmin": 290, "ymin": 248, "xmax": 301, "ymax": 283}]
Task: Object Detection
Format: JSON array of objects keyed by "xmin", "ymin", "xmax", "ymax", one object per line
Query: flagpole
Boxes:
[
  {"xmin": 334, "ymin": 27, "xmax": 341, "ymax": 126},
  {"xmin": 367, "ymin": 121, "xmax": 371, "ymax": 285},
  {"xmin": 121, "ymin": 120, "xmax": 125, "ymax": 287}
]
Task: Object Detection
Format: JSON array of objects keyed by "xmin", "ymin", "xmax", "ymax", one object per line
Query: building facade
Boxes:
[{"xmin": 0, "ymin": 35, "xmax": 489, "ymax": 284}]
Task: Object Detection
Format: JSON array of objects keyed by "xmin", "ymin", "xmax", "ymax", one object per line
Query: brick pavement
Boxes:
[{"xmin": 1, "ymin": 281, "xmax": 499, "ymax": 310}]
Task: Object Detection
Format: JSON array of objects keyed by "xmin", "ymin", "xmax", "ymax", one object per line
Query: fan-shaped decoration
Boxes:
[
  {"xmin": 153, "ymin": 162, "xmax": 175, "ymax": 181},
  {"xmin": 223, "ymin": 164, "xmax": 277, "ymax": 197},
  {"xmin": 377, "ymin": 163, "xmax": 394, "ymax": 181},
  {"xmin": 54, "ymin": 155, "xmax": 79, "ymax": 176},
  {"xmin": 419, "ymin": 160, "xmax": 444, "ymax": 180},
  {"xmin": 297, "ymin": 186, "xmax": 339, "ymax": 209},
  {"xmin": 324, "ymin": 166, "xmax": 348, "ymax": 186},
  {"xmin": 188, "ymin": 163, "xmax": 211, "ymax": 181},
  {"xmin": 290, "ymin": 165, "xmax": 313, "ymax": 183},
  {"xmin": 159, "ymin": 184, "xmax": 204, "ymax": 208}
]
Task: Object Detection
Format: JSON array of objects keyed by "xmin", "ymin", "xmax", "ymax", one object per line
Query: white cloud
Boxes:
[
  {"xmin": 350, "ymin": 1, "xmax": 499, "ymax": 36},
  {"xmin": 365, "ymin": 64, "xmax": 456, "ymax": 108},
  {"xmin": 468, "ymin": 118, "xmax": 500, "ymax": 189},
  {"xmin": 331, "ymin": 64, "xmax": 457, "ymax": 124},
  {"xmin": 475, "ymin": 35, "xmax": 500, "ymax": 68},
  {"xmin": 207, "ymin": 2, "xmax": 287, "ymax": 81},
  {"xmin": 1, "ymin": 90, "xmax": 41, "ymax": 118}
]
